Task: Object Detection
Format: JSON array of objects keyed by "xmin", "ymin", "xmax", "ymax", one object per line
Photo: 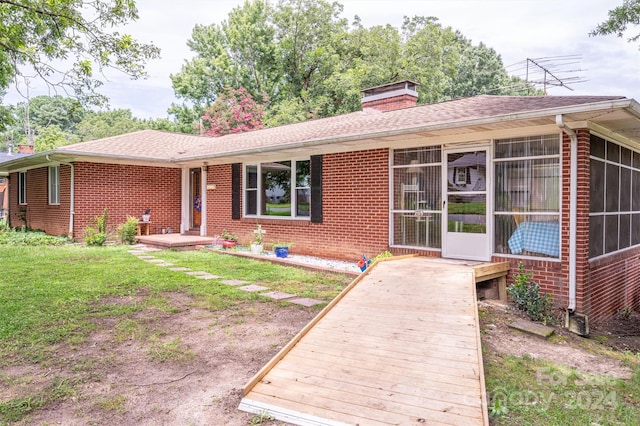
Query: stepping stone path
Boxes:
[
  {"xmin": 261, "ymin": 291, "xmax": 297, "ymax": 300},
  {"xmin": 237, "ymin": 284, "xmax": 270, "ymax": 292},
  {"xmin": 128, "ymin": 244, "xmax": 324, "ymax": 307}
]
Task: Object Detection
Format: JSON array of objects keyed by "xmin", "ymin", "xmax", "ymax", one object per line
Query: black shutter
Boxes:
[
  {"xmin": 231, "ymin": 163, "xmax": 241, "ymax": 220},
  {"xmin": 310, "ymin": 155, "xmax": 323, "ymax": 223}
]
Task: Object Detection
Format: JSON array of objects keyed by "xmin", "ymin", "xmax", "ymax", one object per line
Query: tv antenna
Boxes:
[{"xmin": 506, "ymin": 55, "xmax": 587, "ymax": 94}]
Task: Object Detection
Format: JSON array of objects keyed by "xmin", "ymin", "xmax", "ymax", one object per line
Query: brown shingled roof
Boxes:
[{"xmin": 50, "ymin": 94, "xmax": 631, "ymax": 163}]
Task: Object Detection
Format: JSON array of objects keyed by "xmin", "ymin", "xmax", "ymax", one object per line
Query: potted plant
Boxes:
[
  {"xmin": 250, "ymin": 224, "xmax": 265, "ymax": 255},
  {"xmin": 273, "ymin": 243, "xmax": 292, "ymax": 258},
  {"xmin": 141, "ymin": 207, "xmax": 151, "ymax": 222},
  {"xmin": 220, "ymin": 230, "xmax": 238, "ymax": 248}
]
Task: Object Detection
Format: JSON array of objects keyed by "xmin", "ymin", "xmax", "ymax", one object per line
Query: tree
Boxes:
[
  {"xmin": 201, "ymin": 87, "xmax": 263, "ymax": 137},
  {"xmin": 25, "ymin": 96, "xmax": 85, "ymax": 132},
  {"xmin": 591, "ymin": 0, "xmax": 640, "ymax": 48},
  {"xmin": 170, "ymin": 0, "xmax": 276, "ymax": 129},
  {"xmin": 0, "ymin": 0, "xmax": 160, "ymax": 130},
  {"xmin": 34, "ymin": 124, "xmax": 79, "ymax": 152},
  {"xmin": 171, "ymin": 1, "xmax": 534, "ymax": 129},
  {"xmin": 76, "ymin": 109, "xmax": 146, "ymax": 141}
]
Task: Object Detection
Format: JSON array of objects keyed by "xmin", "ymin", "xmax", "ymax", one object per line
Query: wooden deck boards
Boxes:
[{"xmin": 239, "ymin": 257, "xmax": 489, "ymax": 426}]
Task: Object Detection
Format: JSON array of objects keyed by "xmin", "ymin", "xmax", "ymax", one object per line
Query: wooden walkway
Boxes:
[{"xmin": 239, "ymin": 256, "xmax": 492, "ymax": 425}]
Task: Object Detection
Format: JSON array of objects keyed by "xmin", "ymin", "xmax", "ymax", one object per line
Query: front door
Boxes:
[
  {"xmin": 442, "ymin": 147, "xmax": 491, "ymax": 261},
  {"xmin": 190, "ymin": 168, "xmax": 201, "ymax": 230}
]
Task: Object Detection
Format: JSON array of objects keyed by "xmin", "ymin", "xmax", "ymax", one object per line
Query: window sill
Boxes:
[{"xmin": 241, "ymin": 217, "xmax": 310, "ymax": 226}]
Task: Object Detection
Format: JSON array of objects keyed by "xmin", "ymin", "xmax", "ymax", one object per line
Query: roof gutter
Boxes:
[
  {"xmin": 556, "ymin": 115, "xmax": 577, "ymax": 313},
  {"xmin": 47, "ymin": 155, "xmax": 75, "ymax": 238}
]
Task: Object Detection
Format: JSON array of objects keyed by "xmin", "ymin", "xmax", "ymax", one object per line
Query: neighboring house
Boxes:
[
  {"xmin": 1, "ymin": 80, "xmax": 640, "ymax": 328},
  {"xmin": 0, "ymin": 144, "xmax": 34, "ymax": 220}
]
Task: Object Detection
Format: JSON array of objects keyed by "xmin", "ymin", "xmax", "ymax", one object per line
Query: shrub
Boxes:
[
  {"xmin": 117, "ymin": 216, "xmax": 139, "ymax": 245},
  {"xmin": 507, "ymin": 262, "xmax": 554, "ymax": 324},
  {"xmin": 84, "ymin": 208, "xmax": 110, "ymax": 246}
]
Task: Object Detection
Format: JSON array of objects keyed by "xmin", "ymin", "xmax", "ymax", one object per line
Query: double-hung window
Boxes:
[
  {"xmin": 49, "ymin": 165, "xmax": 60, "ymax": 205},
  {"xmin": 18, "ymin": 171, "xmax": 27, "ymax": 205},
  {"xmin": 494, "ymin": 134, "xmax": 561, "ymax": 258},
  {"xmin": 244, "ymin": 160, "xmax": 311, "ymax": 218}
]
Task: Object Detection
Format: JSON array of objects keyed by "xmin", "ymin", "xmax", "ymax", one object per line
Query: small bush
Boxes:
[
  {"xmin": 84, "ymin": 208, "xmax": 110, "ymax": 246},
  {"xmin": 507, "ymin": 262, "xmax": 554, "ymax": 324},
  {"xmin": 117, "ymin": 216, "xmax": 139, "ymax": 245}
]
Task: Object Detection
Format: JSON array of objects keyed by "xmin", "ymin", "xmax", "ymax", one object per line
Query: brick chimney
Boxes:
[
  {"xmin": 17, "ymin": 144, "xmax": 34, "ymax": 154},
  {"xmin": 361, "ymin": 80, "xmax": 419, "ymax": 112}
]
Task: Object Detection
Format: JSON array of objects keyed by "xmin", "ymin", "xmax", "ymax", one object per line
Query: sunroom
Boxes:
[{"xmin": 391, "ymin": 133, "xmax": 561, "ymax": 262}]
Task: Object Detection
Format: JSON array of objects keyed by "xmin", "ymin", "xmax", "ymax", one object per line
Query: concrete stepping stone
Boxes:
[
  {"xmin": 169, "ymin": 267, "xmax": 191, "ymax": 271},
  {"xmin": 185, "ymin": 271, "xmax": 209, "ymax": 276},
  {"xmin": 128, "ymin": 250, "xmax": 146, "ymax": 255},
  {"xmin": 137, "ymin": 255, "xmax": 156, "ymax": 260},
  {"xmin": 288, "ymin": 297, "xmax": 324, "ymax": 307},
  {"xmin": 155, "ymin": 262, "xmax": 174, "ymax": 267},
  {"xmin": 145, "ymin": 259, "xmax": 166, "ymax": 264},
  {"xmin": 509, "ymin": 319, "xmax": 555, "ymax": 338},
  {"xmin": 260, "ymin": 291, "xmax": 297, "ymax": 300},
  {"xmin": 238, "ymin": 284, "xmax": 270, "ymax": 292},
  {"xmin": 220, "ymin": 279, "xmax": 248, "ymax": 286},
  {"xmin": 194, "ymin": 274, "xmax": 221, "ymax": 280}
]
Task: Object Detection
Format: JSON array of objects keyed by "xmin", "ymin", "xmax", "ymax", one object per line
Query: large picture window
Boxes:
[
  {"xmin": 589, "ymin": 135, "xmax": 640, "ymax": 258},
  {"xmin": 244, "ymin": 160, "xmax": 310, "ymax": 218},
  {"xmin": 49, "ymin": 165, "xmax": 60, "ymax": 205},
  {"xmin": 494, "ymin": 134, "xmax": 560, "ymax": 258},
  {"xmin": 18, "ymin": 171, "xmax": 27, "ymax": 205}
]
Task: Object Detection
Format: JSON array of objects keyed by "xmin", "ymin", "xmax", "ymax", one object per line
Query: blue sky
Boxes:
[{"xmin": 5, "ymin": 0, "xmax": 639, "ymax": 119}]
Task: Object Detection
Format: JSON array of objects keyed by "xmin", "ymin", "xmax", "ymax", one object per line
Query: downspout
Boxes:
[
  {"xmin": 47, "ymin": 155, "xmax": 75, "ymax": 237},
  {"xmin": 555, "ymin": 115, "xmax": 577, "ymax": 313}
]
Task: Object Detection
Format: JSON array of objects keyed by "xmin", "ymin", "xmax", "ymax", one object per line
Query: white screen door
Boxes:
[{"xmin": 442, "ymin": 148, "xmax": 491, "ymax": 261}]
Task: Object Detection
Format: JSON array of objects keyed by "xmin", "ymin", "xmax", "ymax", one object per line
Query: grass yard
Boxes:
[
  {"xmin": 0, "ymin": 236, "xmax": 639, "ymax": 424},
  {"xmin": 0, "ymin": 243, "xmax": 352, "ymax": 425}
]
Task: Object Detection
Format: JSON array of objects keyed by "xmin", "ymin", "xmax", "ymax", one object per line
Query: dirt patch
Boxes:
[
  {"xmin": 479, "ymin": 301, "xmax": 634, "ymax": 380},
  {"xmin": 591, "ymin": 310, "xmax": 640, "ymax": 354},
  {"xmin": 4, "ymin": 294, "xmax": 311, "ymax": 425}
]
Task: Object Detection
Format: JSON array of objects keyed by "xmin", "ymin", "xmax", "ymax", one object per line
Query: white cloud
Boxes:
[{"xmin": 4, "ymin": 0, "xmax": 639, "ymax": 118}]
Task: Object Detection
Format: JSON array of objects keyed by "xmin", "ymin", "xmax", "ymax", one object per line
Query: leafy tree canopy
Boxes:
[
  {"xmin": 591, "ymin": 0, "xmax": 640, "ymax": 47},
  {"xmin": 0, "ymin": 0, "xmax": 160, "ymax": 130},
  {"xmin": 171, "ymin": 0, "xmax": 534, "ymax": 131},
  {"xmin": 201, "ymin": 87, "xmax": 263, "ymax": 137}
]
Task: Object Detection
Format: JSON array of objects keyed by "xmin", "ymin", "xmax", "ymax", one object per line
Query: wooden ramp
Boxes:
[{"xmin": 239, "ymin": 256, "xmax": 490, "ymax": 426}]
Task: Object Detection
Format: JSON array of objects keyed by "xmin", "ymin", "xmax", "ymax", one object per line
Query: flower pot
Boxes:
[
  {"xmin": 141, "ymin": 214, "xmax": 150, "ymax": 222},
  {"xmin": 222, "ymin": 239, "xmax": 236, "ymax": 249},
  {"xmin": 250, "ymin": 243, "xmax": 263, "ymax": 255},
  {"xmin": 274, "ymin": 246, "xmax": 289, "ymax": 258}
]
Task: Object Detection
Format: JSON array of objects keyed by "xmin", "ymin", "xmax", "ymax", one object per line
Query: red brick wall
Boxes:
[
  {"xmin": 362, "ymin": 94, "xmax": 418, "ymax": 111},
  {"xmin": 8, "ymin": 166, "xmax": 70, "ymax": 236},
  {"xmin": 206, "ymin": 150, "xmax": 390, "ymax": 259},
  {"xmin": 588, "ymin": 248, "xmax": 640, "ymax": 322},
  {"xmin": 9, "ymin": 163, "xmax": 181, "ymax": 240}
]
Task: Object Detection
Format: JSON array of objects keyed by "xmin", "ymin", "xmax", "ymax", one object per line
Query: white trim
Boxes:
[
  {"xmin": 18, "ymin": 171, "xmax": 27, "ymax": 205},
  {"xmin": 48, "ymin": 165, "xmax": 60, "ymax": 205},
  {"xmin": 361, "ymin": 87, "xmax": 418, "ymax": 103},
  {"xmin": 200, "ymin": 166, "xmax": 207, "ymax": 236},
  {"xmin": 442, "ymin": 144, "xmax": 492, "ymax": 261},
  {"xmin": 238, "ymin": 398, "xmax": 351, "ymax": 426},
  {"xmin": 180, "ymin": 168, "xmax": 190, "ymax": 234}
]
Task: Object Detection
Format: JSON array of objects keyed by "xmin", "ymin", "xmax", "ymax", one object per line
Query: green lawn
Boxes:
[{"xmin": 0, "ymin": 245, "xmax": 351, "ymax": 365}]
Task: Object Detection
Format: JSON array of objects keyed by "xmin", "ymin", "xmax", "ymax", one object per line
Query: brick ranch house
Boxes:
[{"xmin": 1, "ymin": 81, "xmax": 640, "ymax": 327}]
